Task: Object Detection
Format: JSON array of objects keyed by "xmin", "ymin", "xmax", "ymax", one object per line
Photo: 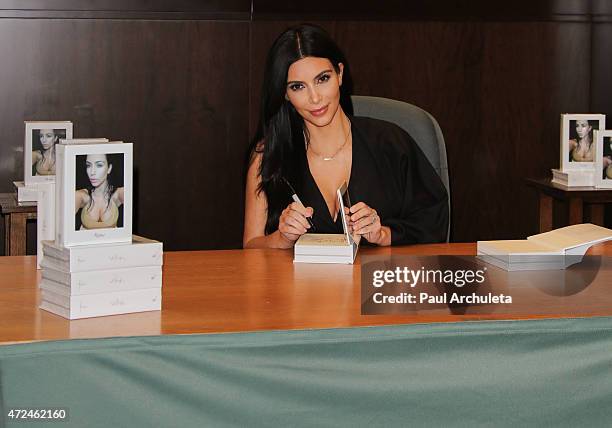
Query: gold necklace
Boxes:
[{"xmin": 307, "ymin": 120, "xmax": 352, "ymax": 161}]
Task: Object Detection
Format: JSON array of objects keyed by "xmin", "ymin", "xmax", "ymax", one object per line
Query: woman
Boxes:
[
  {"xmin": 32, "ymin": 129, "xmax": 64, "ymax": 175},
  {"xmin": 569, "ymin": 120, "xmax": 595, "ymax": 162},
  {"xmin": 75, "ymin": 153, "xmax": 124, "ymax": 230},
  {"xmin": 603, "ymin": 137, "xmax": 612, "ymax": 179},
  {"xmin": 243, "ymin": 25, "xmax": 448, "ymax": 249}
]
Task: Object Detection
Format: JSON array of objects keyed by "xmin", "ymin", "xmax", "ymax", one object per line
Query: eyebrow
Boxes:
[{"xmin": 287, "ymin": 69, "xmax": 333, "ymax": 86}]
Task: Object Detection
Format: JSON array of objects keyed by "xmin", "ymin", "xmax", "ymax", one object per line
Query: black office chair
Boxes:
[{"xmin": 351, "ymin": 95, "xmax": 451, "ymax": 241}]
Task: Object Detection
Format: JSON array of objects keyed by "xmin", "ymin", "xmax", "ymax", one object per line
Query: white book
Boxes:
[
  {"xmin": 551, "ymin": 169, "xmax": 595, "ymax": 187},
  {"xmin": 55, "ymin": 141, "xmax": 133, "ymax": 247},
  {"xmin": 294, "ymin": 182, "xmax": 359, "ymax": 264},
  {"xmin": 39, "ymin": 277, "xmax": 74, "ymax": 296},
  {"xmin": 477, "ymin": 223, "xmax": 612, "ymax": 271},
  {"xmin": 40, "ymin": 287, "xmax": 161, "ymax": 320},
  {"xmin": 40, "ymin": 265, "xmax": 162, "ymax": 294},
  {"xmin": 24, "ymin": 121, "xmax": 73, "ymax": 185},
  {"xmin": 294, "ymin": 234, "xmax": 358, "ymax": 264},
  {"xmin": 476, "ymin": 253, "xmax": 567, "ymax": 272},
  {"xmin": 36, "ymin": 182, "xmax": 55, "ymax": 269},
  {"xmin": 60, "ymin": 138, "xmax": 109, "ymax": 145},
  {"xmin": 13, "ymin": 181, "xmax": 40, "ymax": 202},
  {"xmin": 42, "ymin": 235, "xmax": 163, "ymax": 272},
  {"xmin": 526, "ymin": 223, "xmax": 612, "ymax": 251},
  {"xmin": 477, "ymin": 240, "xmax": 564, "ymax": 258}
]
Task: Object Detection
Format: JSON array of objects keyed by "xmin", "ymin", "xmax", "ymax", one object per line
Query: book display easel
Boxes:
[
  {"xmin": 24, "ymin": 135, "xmax": 165, "ymax": 319},
  {"xmin": 15, "ymin": 121, "xmax": 73, "ymax": 202}
]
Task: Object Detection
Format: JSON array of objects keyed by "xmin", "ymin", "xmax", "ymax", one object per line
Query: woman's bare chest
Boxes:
[{"xmin": 307, "ymin": 153, "xmax": 352, "ymax": 218}]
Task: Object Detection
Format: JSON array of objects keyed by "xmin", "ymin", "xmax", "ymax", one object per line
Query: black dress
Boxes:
[{"xmin": 296, "ymin": 116, "xmax": 449, "ymax": 245}]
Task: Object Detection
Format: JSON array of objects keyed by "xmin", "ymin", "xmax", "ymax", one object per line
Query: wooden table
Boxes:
[
  {"xmin": 526, "ymin": 178, "xmax": 612, "ymax": 232},
  {"xmin": 0, "ymin": 192, "xmax": 37, "ymax": 256},
  {"xmin": 1, "ymin": 242, "xmax": 612, "ymax": 345}
]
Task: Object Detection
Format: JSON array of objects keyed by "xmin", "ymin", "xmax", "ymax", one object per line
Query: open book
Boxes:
[
  {"xmin": 477, "ymin": 223, "xmax": 612, "ymax": 271},
  {"xmin": 294, "ymin": 182, "xmax": 360, "ymax": 264}
]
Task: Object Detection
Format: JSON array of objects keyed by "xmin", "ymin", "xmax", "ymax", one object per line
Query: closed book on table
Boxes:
[
  {"xmin": 551, "ymin": 169, "xmax": 595, "ymax": 187},
  {"xmin": 40, "ymin": 287, "xmax": 162, "ymax": 320},
  {"xmin": 42, "ymin": 235, "xmax": 163, "ymax": 272},
  {"xmin": 294, "ymin": 234, "xmax": 358, "ymax": 264},
  {"xmin": 40, "ymin": 264, "xmax": 162, "ymax": 295},
  {"xmin": 477, "ymin": 240, "xmax": 564, "ymax": 271},
  {"xmin": 13, "ymin": 181, "xmax": 39, "ymax": 203}
]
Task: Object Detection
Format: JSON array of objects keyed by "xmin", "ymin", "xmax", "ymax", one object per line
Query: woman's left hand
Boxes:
[{"xmin": 347, "ymin": 202, "xmax": 390, "ymax": 246}]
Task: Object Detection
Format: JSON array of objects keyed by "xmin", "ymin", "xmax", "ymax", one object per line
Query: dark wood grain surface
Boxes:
[
  {"xmin": 0, "ymin": 0, "xmax": 251, "ymax": 19},
  {"xmin": 0, "ymin": 1, "xmax": 609, "ymax": 251},
  {"xmin": 0, "ymin": 0, "xmax": 590, "ymax": 21},
  {"xmin": 251, "ymin": 0, "xmax": 591, "ymax": 21},
  {"xmin": 527, "ymin": 179, "xmax": 612, "ymax": 201},
  {"xmin": 0, "ymin": 21, "xmax": 250, "ymax": 251}
]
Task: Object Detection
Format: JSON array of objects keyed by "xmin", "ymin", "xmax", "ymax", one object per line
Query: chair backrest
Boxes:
[{"xmin": 351, "ymin": 95, "xmax": 451, "ymax": 241}]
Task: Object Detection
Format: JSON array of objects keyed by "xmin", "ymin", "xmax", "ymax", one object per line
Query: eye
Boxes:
[
  {"xmin": 95, "ymin": 162, "xmax": 104, "ymax": 168},
  {"xmin": 317, "ymin": 73, "xmax": 331, "ymax": 83},
  {"xmin": 288, "ymin": 83, "xmax": 304, "ymax": 92}
]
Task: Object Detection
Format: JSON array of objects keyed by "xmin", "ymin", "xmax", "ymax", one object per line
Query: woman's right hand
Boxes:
[{"xmin": 278, "ymin": 202, "xmax": 313, "ymax": 245}]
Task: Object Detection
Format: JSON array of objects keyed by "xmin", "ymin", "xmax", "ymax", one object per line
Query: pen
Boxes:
[{"xmin": 282, "ymin": 177, "xmax": 316, "ymax": 231}]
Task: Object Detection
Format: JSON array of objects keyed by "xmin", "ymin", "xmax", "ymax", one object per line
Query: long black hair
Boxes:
[
  {"xmin": 571, "ymin": 120, "xmax": 597, "ymax": 144},
  {"xmin": 247, "ymin": 24, "xmax": 353, "ymax": 235}
]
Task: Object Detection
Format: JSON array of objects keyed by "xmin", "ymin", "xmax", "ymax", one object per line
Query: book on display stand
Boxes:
[
  {"xmin": 55, "ymin": 140, "xmax": 133, "ymax": 247},
  {"xmin": 37, "ymin": 138, "xmax": 164, "ymax": 320}
]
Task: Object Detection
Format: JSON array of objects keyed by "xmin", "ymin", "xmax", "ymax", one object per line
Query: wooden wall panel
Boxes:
[
  {"xmin": 0, "ymin": 20, "xmax": 250, "ymax": 251},
  {"xmin": 252, "ymin": 0, "xmax": 589, "ymax": 21},
  {"xmin": 0, "ymin": 1, "xmax": 607, "ymax": 252},
  {"xmin": 334, "ymin": 22, "xmax": 484, "ymax": 242},
  {"xmin": 476, "ymin": 23, "xmax": 590, "ymax": 240},
  {"xmin": 0, "ymin": 0, "xmax": 250, "ymax": 19}
]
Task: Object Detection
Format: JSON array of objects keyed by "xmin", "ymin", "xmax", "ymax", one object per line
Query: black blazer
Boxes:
[{"xmin": 297, "ymin": 116, "xmax": 449, "ymax": 245}]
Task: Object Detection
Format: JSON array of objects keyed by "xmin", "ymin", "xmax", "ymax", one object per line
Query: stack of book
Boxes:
[
  {"xmin": 551, "ymin": 169, "xmax": 595, "ymax": 187},
  {"xmin": 477, "ymin": 223, "xmax": 612, "ymax": 271},
  {"xmin": 14, "ymin": 181, "xmax": 40, "ymax": 203},
  {"xmin": 293, "ymin": 182, "xmax": 359, "ymax": 264},
  {"xmin": 39, "ymin": 236, "xmax": 163, "ymax": 319}
]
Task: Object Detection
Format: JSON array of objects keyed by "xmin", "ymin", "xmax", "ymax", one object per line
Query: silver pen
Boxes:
[{"xmin": 282, "ymin": 178, "xmax": 316, "ymax": 230}]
